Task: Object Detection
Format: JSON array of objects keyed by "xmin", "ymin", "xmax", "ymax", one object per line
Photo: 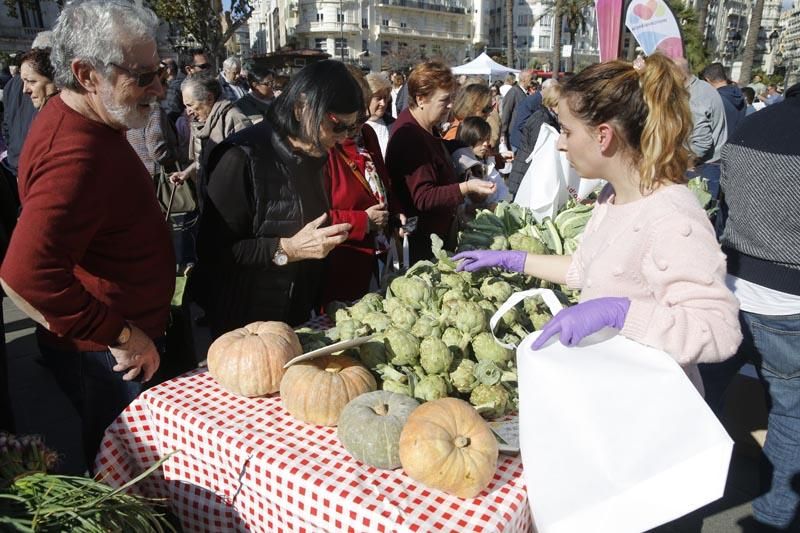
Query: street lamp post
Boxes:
[{"xmin": 339, "ymin": 0, "xmax": 345, "ymax": 61}]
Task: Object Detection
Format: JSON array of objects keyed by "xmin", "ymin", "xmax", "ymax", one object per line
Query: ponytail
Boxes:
[{"xmin": 561, "ymin": 53, "xmax": 692, "ymax": 191}]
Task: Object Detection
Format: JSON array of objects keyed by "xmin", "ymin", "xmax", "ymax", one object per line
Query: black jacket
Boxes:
[
  {"xmin": 717, "ymin": 84, "xmax": 747, "ymax": 138},
  {"xmin": 192, "ymin": 121, "xmax": 329, "ymax": 332},
  {"xmin": 1, "ymin": 75, "xmax": 35, "ymax": 175},
  {"xmin": 508, "ymin": 107, "xmax": 560, "ymax": 197}
]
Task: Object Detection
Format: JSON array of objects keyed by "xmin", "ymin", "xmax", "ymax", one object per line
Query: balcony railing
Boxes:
[
  {"xmin": 294, "ymin": 21, "xmax": 363, "ymax": 33},
  {"xmin": 0, "ymin": 26, "xmax": 43, "ymax": 41},
  {"xmin": 378, "ymin": 24, "xmax": 470, "ymax": 40},
  {"xmin": 378, "ymin": 0, "xmax": 469, "ymax": 15}
]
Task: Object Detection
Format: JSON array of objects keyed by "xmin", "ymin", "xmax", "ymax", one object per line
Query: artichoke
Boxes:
[
  {"xmin": 359, "ymin": 339, "xmax": 387, "ymax": 370},
  {"xmin": 473, "ymin": 360, "xmax": 503, "ymax": 386},
  {"xmin": 419, "ymin": 337, "xmax": 453, "ymax": 375},
  {"xmin": 389, "ymin": 302, "xmax": 418, "ymax": 330},
  {"xmin": 470, "ymin": 383, "xmax": 511, "ymax": 419},
  {"xmin": 471, "ymin": 332, "xmax": 514, "ymax": 364},
  {"xmin": 450, "ymin": 301, "xmax": 487, "ymax": 336},
  {"xmin": 338, "ymin": 319, "xmax": 369, "ymax": 341},
  {"xmin": 383, "ymin": 328, "xmax": 420, "ymax": 366},
  {"xmin": 441, "ymin": 327, "xmax": 471, "ymax": 358},
  {"xmin": 349, "ymin": 293, "xmax": 384, "ymax": 321},
  {"xmin": 382, "ymin": 379, "xmax": 412, "ymax": 396},
  {"xmin": 509, "ymin": 232, "xmax": 547, "ymax": 254},
  {"xmin": 361, "ymin": 311, "xmax": 392, "ymax": 333},
  {"xmin": 413, "ymin": 375, "xmax": 449, "ymax": 402},
  {"xmin": 480, "ymin": 278, "xmax": 513, "ymax": 304},
  {"xmin": 411, "ymin": 314, "xmax": 443, "ymax": 339},
  {"xmin": 389, "ymin": 277, "xmax": 432, "ymax": 311},
  {"xmin": 334, "ymin": 308, "xmax": 351, "ymax": 324},
  {"xmin": 449, "ymin": 359, "xmax": 478, "ymax": 393}
]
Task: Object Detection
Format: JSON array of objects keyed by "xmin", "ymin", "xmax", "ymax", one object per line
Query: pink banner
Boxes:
[{"xmin": 595, "ymin": 0, "xmax": 623, "ymax": 62}]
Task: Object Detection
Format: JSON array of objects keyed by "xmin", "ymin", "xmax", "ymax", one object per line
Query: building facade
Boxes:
[{"xmin": 0, "ymin": 0, "xmax": 60, "ymax": 57}]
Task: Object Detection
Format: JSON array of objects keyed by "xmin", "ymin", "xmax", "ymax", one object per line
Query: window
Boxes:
[
  {"xmin": 382, "ymin": 18, "xmax": 389, "ymax": 26},
  {"xmin": 362, "ymin": 17, "xmax": 368, "ymax": 28},
  {"xmin": 517, "ymin": 35, "xmax": 528, "ymax": 47},
  {"xmin": 539, "ymin": 35, "xmax": 550, "ymax": 49},
  {"xmin": 400, "ymin": 21, "xmax": 407, "ymax": 28},
  {"xmin": 420, "ymin": 43, "xmax": 427, "ymax": 57},
  {"xmin": 337, "ymin": 9, "xmax": 344, "ymax": 23},
  {"xmin": 381, "ymin": 41, "xmax": 391, "ymax": 56},
  {"xmin": 540, "ymin": 14, "xmax": 552, "ymax": 26},
  {"xmin": 518, "ymin": 0, "xmax": 526, "ymax": 4},
  {"xmin": 315, "ymin": 37, "xmax": 327, "ymax": 50},
  {"xmin": 335, "ymin": 38, "xmax": 348, "ymax": 50},
  {"xmin": 316, "ymin": 12, "xmax": 323, "ymax": 22},
  {"xmin": 518, "ymin": 15, "xmax": 524, "ymax": 25},
  {"xmin": 362, "ymin": 39, "xmax": 368, "ymax": 51}
]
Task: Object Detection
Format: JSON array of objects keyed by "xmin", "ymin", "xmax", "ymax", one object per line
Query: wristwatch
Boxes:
[
  {"xmin": 272, "ymin": 241, "xmax": 288, "ymax": 266},
  {"xmin": 111, "ymin": 322, "xmax": 132, "ymax": 347}
]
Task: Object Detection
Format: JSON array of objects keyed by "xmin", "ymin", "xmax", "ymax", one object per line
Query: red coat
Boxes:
[{"xmin": 322, "ymin": 129, "xmax": 395, "ymax": 305}]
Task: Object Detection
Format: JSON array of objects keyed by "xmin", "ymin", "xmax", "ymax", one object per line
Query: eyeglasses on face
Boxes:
[
  {"xmin": 108, "ymin": 62, "xmax": 165, "ymax": 87},
  {"xmin": 327, "ymin": 112, "xmax": 367, "ymax": 135},
  {"xmin": 192, "ymin": 63, "xmax": 211, "ymax": 70}
]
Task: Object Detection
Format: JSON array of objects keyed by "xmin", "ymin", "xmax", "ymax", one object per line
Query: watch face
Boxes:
[{"xmin": 274, "ymin": 252, "xmax": 288, "ymax": 266}]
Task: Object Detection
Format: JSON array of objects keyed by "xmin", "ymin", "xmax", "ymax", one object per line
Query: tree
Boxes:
[
  {"xmin": 382, "ymin": 44, "xmax": 424, "ymax": 73},
  {"xmin": 4, "ymin": 0, "xmax": 62, "ymax": 18},
  {"xmin": 147, "ymin": 0, "xmax": 254, "ymax": 65},
  {"xmin": 667, "ymin": 0, "xmax": 709, "ymax": 72},
  {"xmin": 738, "ymin": 0, "xmax": 765, "ymax": 84},
  {"xmin": 506, "ymin": 0, "xmax": 514, "ymax": 67},
  {"xmin": 551, "ymin": 0, "xmax": 564, "ymax": 73},
  {"xmin": 563, "ymin": 0, "xmax": 592, "ymax": 71},
  {"xmin": 695, "ymin": 0, "xmax": 710, "ymax": 47}
]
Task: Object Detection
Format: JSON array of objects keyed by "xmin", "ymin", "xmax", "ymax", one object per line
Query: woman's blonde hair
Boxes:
[
  {"xmin": 541, "ymin": 82, "xmax": 561, "ymax": 109},
  {"xmin": 366, "ymin": 72, "xmax": 391, "ymax": 96},
  {"xmin": 561, "ymin": 53, "xmax": 692, "ymax": 190},
  {"xmin": 452, "ymin": 83, "xmax": 492, "ymax": 121}
]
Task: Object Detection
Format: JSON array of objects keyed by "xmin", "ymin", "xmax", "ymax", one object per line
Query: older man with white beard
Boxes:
[{"xmin": 0, "ymin": 0, "xmax": 175, "ymax": 471}]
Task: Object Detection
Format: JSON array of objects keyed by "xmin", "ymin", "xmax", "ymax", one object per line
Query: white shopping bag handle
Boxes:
[{"xmin": 489, "ymin": 288, "xmax": 564, "ymax": 349}]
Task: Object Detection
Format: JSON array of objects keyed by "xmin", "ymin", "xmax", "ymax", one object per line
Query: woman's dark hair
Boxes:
[
  {"xmin": 457, "ymin": 116, "xmax": 492, "ymax": 147},
  {"xmin": 266, "ymin": 60, "xmax": 364, "ymax": 152},
  {"xmin": 247, "ymin": 65, "xmax": 275, "ymax": 86},
  {"xmin": 20, "ymin": 47, "xmax": 54, "ymax": 81}
]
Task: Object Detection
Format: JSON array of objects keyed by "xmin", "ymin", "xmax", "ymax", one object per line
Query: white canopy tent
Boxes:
[{"xmin": 451, "ymin": 53, "xmax": 521, "ymax": 81}]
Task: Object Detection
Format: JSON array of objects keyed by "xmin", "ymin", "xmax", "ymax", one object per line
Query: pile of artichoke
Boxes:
[{"xmin": 297, "ymin": 235, "xmax": 560, "ymax": 420}]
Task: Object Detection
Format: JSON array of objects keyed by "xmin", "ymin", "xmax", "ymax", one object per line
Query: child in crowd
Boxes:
[
  {"xmin": 451, "ymin": 116, "xmax": 511, "ymax": 208},
  {"xmin": 452, "ymin": 54, "xmax": 743, "ymax": 391}
]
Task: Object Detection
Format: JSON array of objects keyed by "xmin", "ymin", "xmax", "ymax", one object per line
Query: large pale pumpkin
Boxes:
[
  {"xmin": 399, "ymin": 397, "xmax": 499, "ymax": 498},
  {"xmin": 207, "ymin": 321, "xmax": 301, "ymax": 397},
  {"xmin": 280, "ymin": 354, "xmax": 376, "ymax": 426},
  {"xmin": 338, "ymin": 390, "xmax": 419, "ymax": 470}
]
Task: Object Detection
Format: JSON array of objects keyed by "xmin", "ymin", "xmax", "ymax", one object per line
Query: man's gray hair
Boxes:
[
  {"xmin": 222, "ymin": 57, "xmax": 241, "ymax": 72},
  {"xmin": 31, "ymin": 31, "xmax": 52, "ymax": 49},
  {"xmin": 50, "ymin": 0, "xmax": 159, "ymax": 91},
  {"xmin": 181, "ymin": 72, "xmax": 222, "ymax": 102}
]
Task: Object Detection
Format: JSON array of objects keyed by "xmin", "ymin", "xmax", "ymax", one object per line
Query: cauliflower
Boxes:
[
  {"xmin": 383, "ymin": 328, "xmax": 420, "ymax": 366},
  {"xmin": 449, "ymin": 359, "xmax": 478, "ymax": 393},
  {"xmin": 470, "ymin": 383, "xmax": 511, "ymax": 419},
  {"xmin": 419, "ymin": 337, "xmax": 453, "ymax": 375},
  {"xmin": 413, "ymin": 375, "xmax": 449, "ymax": 402},
  {"xmin": 471, "ymin": 332, "xmax": 514, "ymax": 364}
]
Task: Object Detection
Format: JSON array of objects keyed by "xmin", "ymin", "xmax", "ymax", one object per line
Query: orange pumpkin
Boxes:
[
  {"xmin": 207, "ymin": 321, "xmax": 302, "ymax": 397},
  {"xmin": 399, "ymin": 397, "xmax": 499, "ymax": 498},
  {"xmin": 280, "ymin": 354, "xmax": 377, "ymax": 426}
]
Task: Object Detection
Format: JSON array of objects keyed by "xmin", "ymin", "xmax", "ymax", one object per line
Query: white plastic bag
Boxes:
[
  {"xmin": 514, "ymin": 124, "xmax": 603, "ymax": 220},
  {"xmin": 515, "ymin": 325, "xmax": 733, "ymax": 533}
]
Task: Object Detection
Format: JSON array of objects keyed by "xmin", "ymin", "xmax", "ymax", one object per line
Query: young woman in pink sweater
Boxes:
[{"xmin": 453, "ymin": 54, "xmax": 742, "ymax": 390}]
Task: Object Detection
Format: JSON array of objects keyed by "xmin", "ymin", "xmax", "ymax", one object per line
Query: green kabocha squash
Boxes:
[{"xmin": 337, "ymin": 390, "xmax": 419, "ymax": 470}]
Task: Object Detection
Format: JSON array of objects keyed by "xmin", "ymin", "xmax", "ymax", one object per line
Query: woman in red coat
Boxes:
[{"xmin": 321, "ymin": 68, "xmax": 397, "ymax": 305}]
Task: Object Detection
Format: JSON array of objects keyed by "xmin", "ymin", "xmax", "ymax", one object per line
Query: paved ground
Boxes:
[{"xmin": 4, "ymin": 297, "xmax": 770, "ymax": 532}]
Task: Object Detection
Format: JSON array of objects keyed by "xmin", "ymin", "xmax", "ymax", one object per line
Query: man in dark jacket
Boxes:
[
  {"xmin": 500, "ymin": 70, "xmax": 533, "ymax": 151},
  {"xmin": 1, "ymin": 57, "xmax": 35, "ymax": 179},
  {"xmin": 508, "ymin": 80, "xmax": 540, "ymax": 150},
  {"xmin": 700, "ymin": 82, "xmax": 800, "ymax": 532},
  {"xmin": 701, "ymin": 62, "xmax": 746, "ymax": 137}
]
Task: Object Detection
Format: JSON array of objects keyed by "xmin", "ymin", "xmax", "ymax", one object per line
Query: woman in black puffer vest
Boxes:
[{"xmin": 191, "ymin": 60, "xmax": 364, "ymax": 336}]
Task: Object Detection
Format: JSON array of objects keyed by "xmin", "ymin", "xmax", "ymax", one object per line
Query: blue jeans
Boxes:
[
  {"xmin": 39, "ymin": 338, "xmax": 166, "ymax": 470},
  {"xmin": 700, "ymin": 311, "xmax": 800, "ymax": 529}
]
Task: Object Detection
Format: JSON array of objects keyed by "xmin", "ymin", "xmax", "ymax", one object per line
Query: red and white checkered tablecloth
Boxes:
[{"xmin": 96, "ymin": 365, "xmax": 532, "ymax": 533}]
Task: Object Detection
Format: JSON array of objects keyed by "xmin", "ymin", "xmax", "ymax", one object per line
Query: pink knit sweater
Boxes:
[{"xmin": 566, "ymin": 184, "xmax": 742, "ymax": 390}]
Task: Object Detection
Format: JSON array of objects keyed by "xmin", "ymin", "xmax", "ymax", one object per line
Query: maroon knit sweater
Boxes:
[{"xmin": 1, "ymin": 96, "xmax": 175, "ymax": 351}]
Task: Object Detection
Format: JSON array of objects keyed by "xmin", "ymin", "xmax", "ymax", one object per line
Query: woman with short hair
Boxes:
[
  {"xmin": 19, "ymin": 47, "xmax": 57, "ymax": 110},
  {"xmin": 192, "ymin": 60, "xmax": 362, "ymax": 334},
  {"xmin": 442, "ymin": 82, "xmax": 492, "ymax": 140},
  {"xmin": 386, "ymin": 60, "xmax": 495, "ymax": 263},
  {"xmin": 363, "ymin": 72, "xmax": 393, "ymax": 159}
]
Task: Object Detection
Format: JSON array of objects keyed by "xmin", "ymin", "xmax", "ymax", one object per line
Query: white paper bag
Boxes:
[{"xmin": 516, "ymin": 330, "xmax": 733, "ymax": 533}]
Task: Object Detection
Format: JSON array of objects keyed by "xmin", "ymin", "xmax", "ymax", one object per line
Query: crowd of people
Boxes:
[{"xmin": 0, "ymin": 0, "xmax": 796, "ymax": 530}]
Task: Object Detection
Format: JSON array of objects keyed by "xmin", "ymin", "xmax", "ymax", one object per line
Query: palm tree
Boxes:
[
  {"xmin": 563, "ymin": 0, "xmax": 591, "ymax": 71},
  {"xmin": 696, "ymin": 0, "xmax": 710, "ymax": 47},
  {"xmin": 738, "ymin": 0, "xmax": 765, "ymax": 84},
  {"xmin": 507, "ymin": 0, "xmax": 515, "ymax": 67}
]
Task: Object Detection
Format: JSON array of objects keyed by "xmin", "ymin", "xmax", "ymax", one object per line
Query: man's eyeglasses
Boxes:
[
  {"xmin": 108, "ymin": 62, "xmax": 165, "ymax": 88},
  {"xmin": 327, "ymin": 112, "xmax": 367, "ymax": 136},
  {"xmin": 192, "ymin": 63, "xmax": 211, "ymax": 70}
]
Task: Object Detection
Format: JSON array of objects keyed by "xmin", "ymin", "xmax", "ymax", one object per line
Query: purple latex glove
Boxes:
[
  {"xmin": 531, "ymin": 297, "xmax": 631, "ymax": 349},
  {"xmin": 452, "ymin": 250, "xmax": 527, "ymax": 273}
]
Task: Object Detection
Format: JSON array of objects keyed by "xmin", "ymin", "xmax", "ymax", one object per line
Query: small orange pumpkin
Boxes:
[
  {"xmin": 207, "ymin": 321, "xmax": 302, "ymax": 397},
  {"xmin": 399, "ymin": 397, "xmax": 499, "ymax": 498},
  {"xmin": 280, "ymin": 354, "xmax": 377, "ymax": 426}
]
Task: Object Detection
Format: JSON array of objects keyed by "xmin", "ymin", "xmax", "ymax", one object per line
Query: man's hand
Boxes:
[
  {"xmin": 109, "ymin": 325, "xmax": 160, "ymax": 382},
  {"xmin": 365, "ymin": 202, "xmax": 389, "ymax": 232},
  {"xmin": 281, "ymin": 213, "xmax": 351, "ymax": 261}
]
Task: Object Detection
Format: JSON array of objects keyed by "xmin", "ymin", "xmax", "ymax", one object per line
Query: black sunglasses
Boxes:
[
  {"xmin": 192, "ymin": 63, "xmax": 211, "ymax": 70},
  {"xmin": 327, "ymin": 112, "xmax": 367, "ymax": 135},
  {"xmin": 108, "ymin": 62, "xmax": 165, "ymax": 88}
]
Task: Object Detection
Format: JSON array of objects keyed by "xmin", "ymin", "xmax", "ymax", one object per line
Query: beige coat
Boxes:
[{"xmin": 188, "ymin": 99, "xmax": 252, "ymax": 165}]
